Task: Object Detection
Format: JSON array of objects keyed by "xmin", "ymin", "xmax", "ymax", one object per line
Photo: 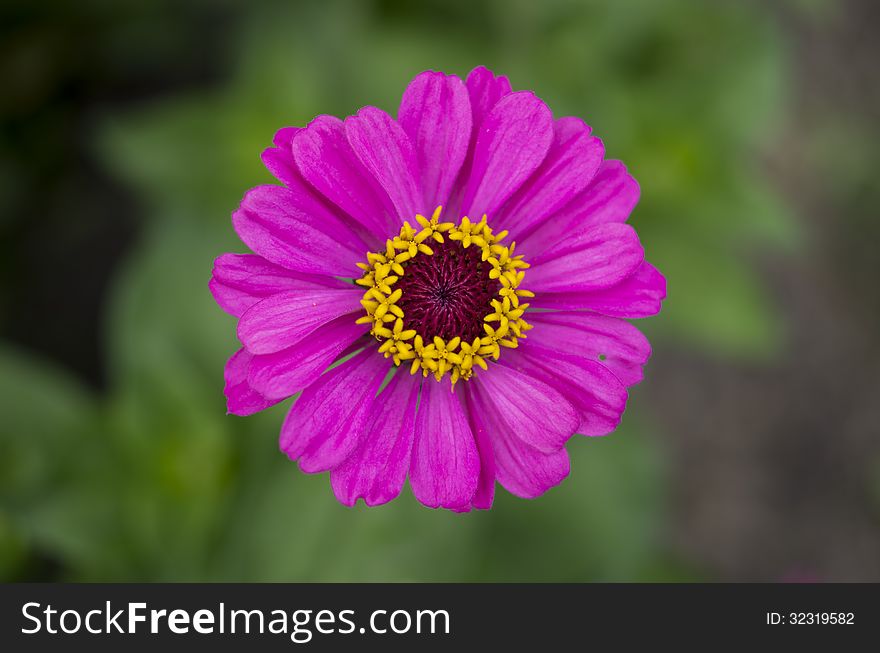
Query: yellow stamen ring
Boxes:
[{"xmin": 355, "ymin": 206, "xmax": 533, "ymax": 384}]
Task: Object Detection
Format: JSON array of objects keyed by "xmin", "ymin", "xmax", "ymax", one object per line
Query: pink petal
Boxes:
[
  {"xmin": 530, "ymin": 260, "xmax": 666, "ymax": 318},
  {"xmin": 293, "ymin": 115, "xmax": 396, "ymax": 239},
  {"xmin": 465, "ymin": 66, "xmax": 513, "ymax": 132},
  {"xmin": 460, "ymin": 91, "xmax": 554, "ymax": 219},
  {"xmin": 526, "ymin": 223, "xmax": 644, "ymax": 294},
  {"xmin": 461, "ymin": 387, "xmax": 496, "ymax": 510},
  {"xmin": 500, "ymin": 350, "xmax": 628, "ymax": 437},
  {"xmin": 224, "ymin": 348, "xmax": 281, "ymax": 416},
  {"xmin": 232, "ymin": 185, "xmax": 366, "ymax": 277},
  {"xmin": 280, "ymin": 349, "xmax": 389, "ymax": 473},
  {"xmin": 491, "ymin": 428, "xmax": 571, "ymax": 500},
  {"xmin": 260, "ymin": 127, "xmax": 382, "ymax": 249},
  {"xmin": 470, "ymin": 363, "xmax": 578, "ymax": 453},
  {"xmin": 237, "ymin": 288, "xmax": 362, "ymax": 355},
  {"xmin": 445, "ymin": 66, "xmax": 513, "ymax": 215},
  {"xmin": 520, "ymin": 160, "xmax": 640, "ymax": 259},
  {"xmin": 468, "ymin": 357, "xmax": 573, "ymax": 499},
  {"xmin": 525, "ymin": 312, "xmax": 651, "ymax": 387},
  {"xmin": 248, "ymin": 316, "xmax": 368, "ymax": 400},
  {"xmin": 261, "ymin": 127, "xmax": 301, "ymax": 186},
  {"xmin": 498, "ymin": 117, "xmax": 605, "ymax": 240},
  {"xmin": 409, "ymin": 379, "xmax": 479, "ymax": 509},
  {"xmin": 331, "ymin": 372, "xmax": 420, "ymax": 507},
  {"xmin": 209, "ymin": 253, "xmax": 350, "ymax": 318},
  {"xmin": 272, "ymin": 126, "xmax": 299, "ymax": 149},
  {"xmin": 398, "ymin": 71, "xmax": 472, "ymax": 212},
  {"xmin": 345, "ymin": 106, "xmax": 422, "ymax": 223}
]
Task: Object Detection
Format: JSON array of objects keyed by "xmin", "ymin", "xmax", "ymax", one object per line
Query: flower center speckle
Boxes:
[
  {"xmin": 355, "ymin": 207, "xmax": 534, "ymax": 384},
  {"xmin": 395, "ymin": 238, "xmax": 499, "ymax": 343}
]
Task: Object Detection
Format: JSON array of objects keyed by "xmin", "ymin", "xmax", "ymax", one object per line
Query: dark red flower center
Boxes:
[{"xmin": 395, "ymin": 239, "xmax": 500, "ymax": 343}]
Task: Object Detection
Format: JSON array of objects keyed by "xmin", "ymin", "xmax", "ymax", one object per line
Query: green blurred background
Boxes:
[{"xmin": 2, "ymin": 0, "xmax": 878, "ymax": 581}]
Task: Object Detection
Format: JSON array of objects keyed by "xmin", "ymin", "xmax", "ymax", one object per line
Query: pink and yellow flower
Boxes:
[{"xmin": 210, "ymin": 66, "xmax": 666, "ymax": 510}]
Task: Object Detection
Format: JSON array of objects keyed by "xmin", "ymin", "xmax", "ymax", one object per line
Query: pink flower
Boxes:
[{"xmin": 210, "ymin": 67, "xmax": 666, "ymax": 511}]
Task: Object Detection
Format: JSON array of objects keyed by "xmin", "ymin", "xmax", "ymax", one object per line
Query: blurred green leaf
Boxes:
[
  {"xmin": 0, "ymin": 345, "xmax": 96, "ymax": 498},
  {"xmin": 0, "ymin": 345, "xmax": 109, "ymax": 578}
]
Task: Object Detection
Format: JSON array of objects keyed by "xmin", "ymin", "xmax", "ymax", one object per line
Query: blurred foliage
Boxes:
[{"xmin": 0, "ymin": 0, "xmax": 795, "ymax": 581}]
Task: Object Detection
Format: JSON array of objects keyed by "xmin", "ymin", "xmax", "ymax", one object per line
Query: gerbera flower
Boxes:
[{"xmin": 210, "ymin": 66, "xmax": 665, "ymax": 511}]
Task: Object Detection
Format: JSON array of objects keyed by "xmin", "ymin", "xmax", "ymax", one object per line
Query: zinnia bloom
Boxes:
[{"xmin": 210, "ymin": 66, "xmax": 665, "ymax": 511}]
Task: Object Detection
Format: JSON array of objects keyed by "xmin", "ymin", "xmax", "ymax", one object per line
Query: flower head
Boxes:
[{"xmin": 210, "ymin": 66, "xmax": 666, "ymax": 510}]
